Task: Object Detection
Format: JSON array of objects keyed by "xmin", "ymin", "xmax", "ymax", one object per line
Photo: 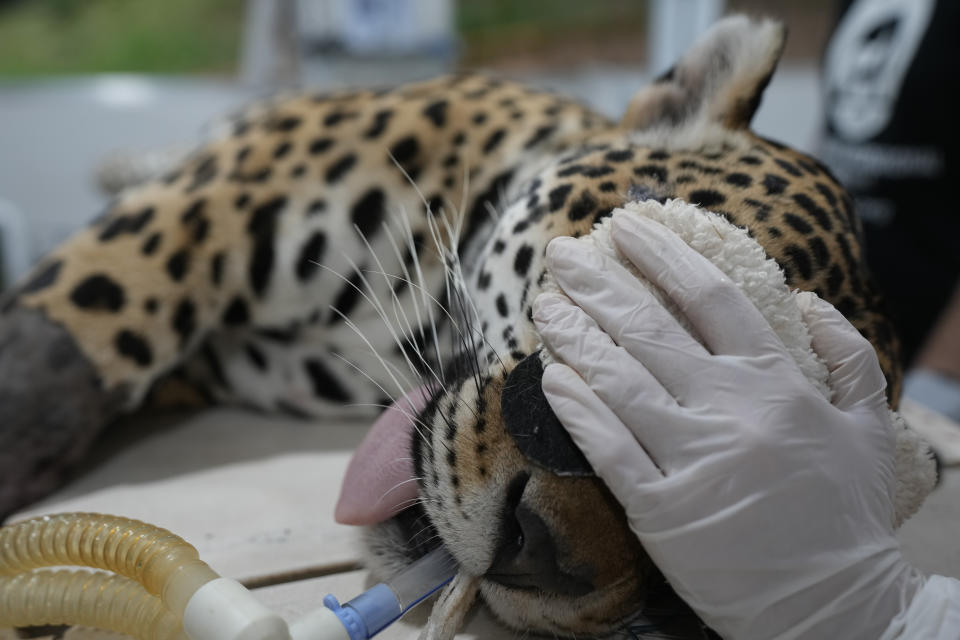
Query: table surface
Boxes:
[{"xmin": 5, "ymin": 402, "xmax": 959, "ymax": 639}]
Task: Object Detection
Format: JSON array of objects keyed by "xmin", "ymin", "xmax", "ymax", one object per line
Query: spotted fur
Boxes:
[{"xmin": 0, "ymin": 15, "xmax": 899, "ymax": 638}]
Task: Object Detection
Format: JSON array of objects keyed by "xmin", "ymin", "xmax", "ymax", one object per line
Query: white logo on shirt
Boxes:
[{"xmin": 824, "ymin": 0, "xmax": 935, "ymax": 142}]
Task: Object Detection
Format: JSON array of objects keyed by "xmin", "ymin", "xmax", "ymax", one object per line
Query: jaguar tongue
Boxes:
[{"xmin": 335, "ymin": 387, "xmax": 432, "ymax": 525}]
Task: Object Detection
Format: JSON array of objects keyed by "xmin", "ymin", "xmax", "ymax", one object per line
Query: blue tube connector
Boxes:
[
  {"xmin": 320, "ymin": 548, "xmax": 457, "ymax": 639},
  {"xmin": 323, "ymin": 584, "xmax": 401, "ymax": 640}
]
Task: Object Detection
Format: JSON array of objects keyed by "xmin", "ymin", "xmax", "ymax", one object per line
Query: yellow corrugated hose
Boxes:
[
  {"xmin": 0, "ymin": 569, "xmax": 184, "ymax": 639},
  {"xmin": 0, "ymin": 513, "xmax": 221, "ymax": 639}
]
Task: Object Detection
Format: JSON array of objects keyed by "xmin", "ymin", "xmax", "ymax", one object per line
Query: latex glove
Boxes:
[{"xmin": 532, "ymin": 211, "xmax": 924, "ymax": 640}]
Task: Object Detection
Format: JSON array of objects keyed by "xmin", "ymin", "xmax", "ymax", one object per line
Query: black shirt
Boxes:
[{"xmin": 821, "ymin": 0, "xmax": 960, "ymax": 365}]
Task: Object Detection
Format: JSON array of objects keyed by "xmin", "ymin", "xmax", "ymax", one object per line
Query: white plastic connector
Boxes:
[
  {"xmin": 183, "ymin": 577, "xmax": 292, "ymax": 640},
  {"xmin": 289, "ymin": 607, "xmax": 352, "ymax": 640}
]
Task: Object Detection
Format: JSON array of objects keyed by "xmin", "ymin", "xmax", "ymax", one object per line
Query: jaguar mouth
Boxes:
[{"xmin": 387, "ymin": 500, "xmax": 445, "ymax": 563}]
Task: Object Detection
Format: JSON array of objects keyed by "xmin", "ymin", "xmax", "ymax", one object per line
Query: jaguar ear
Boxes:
[{"xmin": 623, "ymin": 15, "xmax": 786, "ymax": 131}]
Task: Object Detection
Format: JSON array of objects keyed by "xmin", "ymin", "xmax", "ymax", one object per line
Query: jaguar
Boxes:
[{"xmin": 0, "ymin": 15, "xmax": 909, "ymax": 638}]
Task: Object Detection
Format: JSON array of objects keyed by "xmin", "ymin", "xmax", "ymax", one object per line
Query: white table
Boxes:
[
  {"xmin": 5, "ymin": 408, "xmax": 498, "ymax": 639},
  {"xmin": 6, "ymin": 401, "xmax": 960, "ymax": 639}
]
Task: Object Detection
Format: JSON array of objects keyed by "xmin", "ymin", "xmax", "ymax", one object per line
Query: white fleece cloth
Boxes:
[{"xmin": 540, "ymin": 198, "xmax": 937, "ymax": 528}]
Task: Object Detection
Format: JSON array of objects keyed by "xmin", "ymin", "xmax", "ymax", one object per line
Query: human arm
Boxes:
[{"xmin": 533, "ymin": 211, "xmax": 958, "ymax": 639}]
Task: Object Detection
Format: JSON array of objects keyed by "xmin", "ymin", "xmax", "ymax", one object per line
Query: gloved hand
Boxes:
[{"xmin": 533, "ymin": 211, "xmax": 924, "ymax": 640}]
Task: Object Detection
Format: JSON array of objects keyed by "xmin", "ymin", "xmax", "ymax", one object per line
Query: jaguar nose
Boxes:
[{"xmin": 484, "ymin": 473, "xmax": 594, "ymax": 597}]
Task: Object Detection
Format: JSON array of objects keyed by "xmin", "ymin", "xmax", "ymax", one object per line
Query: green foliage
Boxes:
[
  {"xmin": 457, "ymin": 0, "xmax": 645, "ymax": 32},
  {"xmin": 0, "ymin": 0, "xmax": 242, "ymax": 76},
  {"xmin": 456, "ymin": 0, "xmax": 647, "ymax": 68},
  {"xmin": 0, "ymin": 0, "xmax": 650, "ymax": 76}
]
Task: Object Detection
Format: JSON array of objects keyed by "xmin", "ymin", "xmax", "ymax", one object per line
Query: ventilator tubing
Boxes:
[
  {"xmin": 0, "ymin": 512, "xmax": 288, "ymax": 640},
  {"xmin": 1, "ymin": 512, "xmax": 455, "ymax": 640},
  {"xmin": 0, "ymin": 569, "xmax": 183, "ymax": 639}
]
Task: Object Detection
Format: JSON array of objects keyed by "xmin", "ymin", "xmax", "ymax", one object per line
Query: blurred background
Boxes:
[
  {"xmin": 3, "ymin": 3, "xmax": 958, "ymax": 590},
  {"xmin": 0, "ymin": 0, "xmax": 834, "ymax": 76},
  {"xmin": 0, "ymin": 0, "xmax": 834, "ymax": 291}
]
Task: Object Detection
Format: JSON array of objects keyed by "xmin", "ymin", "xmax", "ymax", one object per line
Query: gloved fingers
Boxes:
[
  {"xmin": 533, "ymin": 292, "xmax": 679, "ymax": 414},
  {"xmin": 796, "ymin": 291, "xmax": 888, "ymax": 411},
  {"xmin": 611, "ymin": 211, "xmax": 791, "ymax": 360},
  {"xmin": 545, "ymin": 237, "xmax": 712, "ymax": 400},
  {"xmin": 542, "ymin": 362, "xmax": 664, "ymax": 490},
  {"xmin": 535, "ymin": 293, "xmax": 716, "ymax": 470}
]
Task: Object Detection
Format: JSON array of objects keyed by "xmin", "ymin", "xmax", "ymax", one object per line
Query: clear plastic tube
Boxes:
[
  {"xmin": 0, "ymin": 569, "xmax": 185, "ymax": 640},
  {"xmin": 0, "ymin": 513, "xmax": 220, "ymax": 618},
  {"xmin": 388, "ymin": 548, "xmax": 457, "ymax": 612},
  {"xmin": 320, "ymin": 548, "xmax": 459, "ymax": 640}
]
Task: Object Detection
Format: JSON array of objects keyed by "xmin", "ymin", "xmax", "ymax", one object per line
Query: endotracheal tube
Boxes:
[{"xmin": 0, "ymin": 512, "xmax": 457, "ymax": 640}]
